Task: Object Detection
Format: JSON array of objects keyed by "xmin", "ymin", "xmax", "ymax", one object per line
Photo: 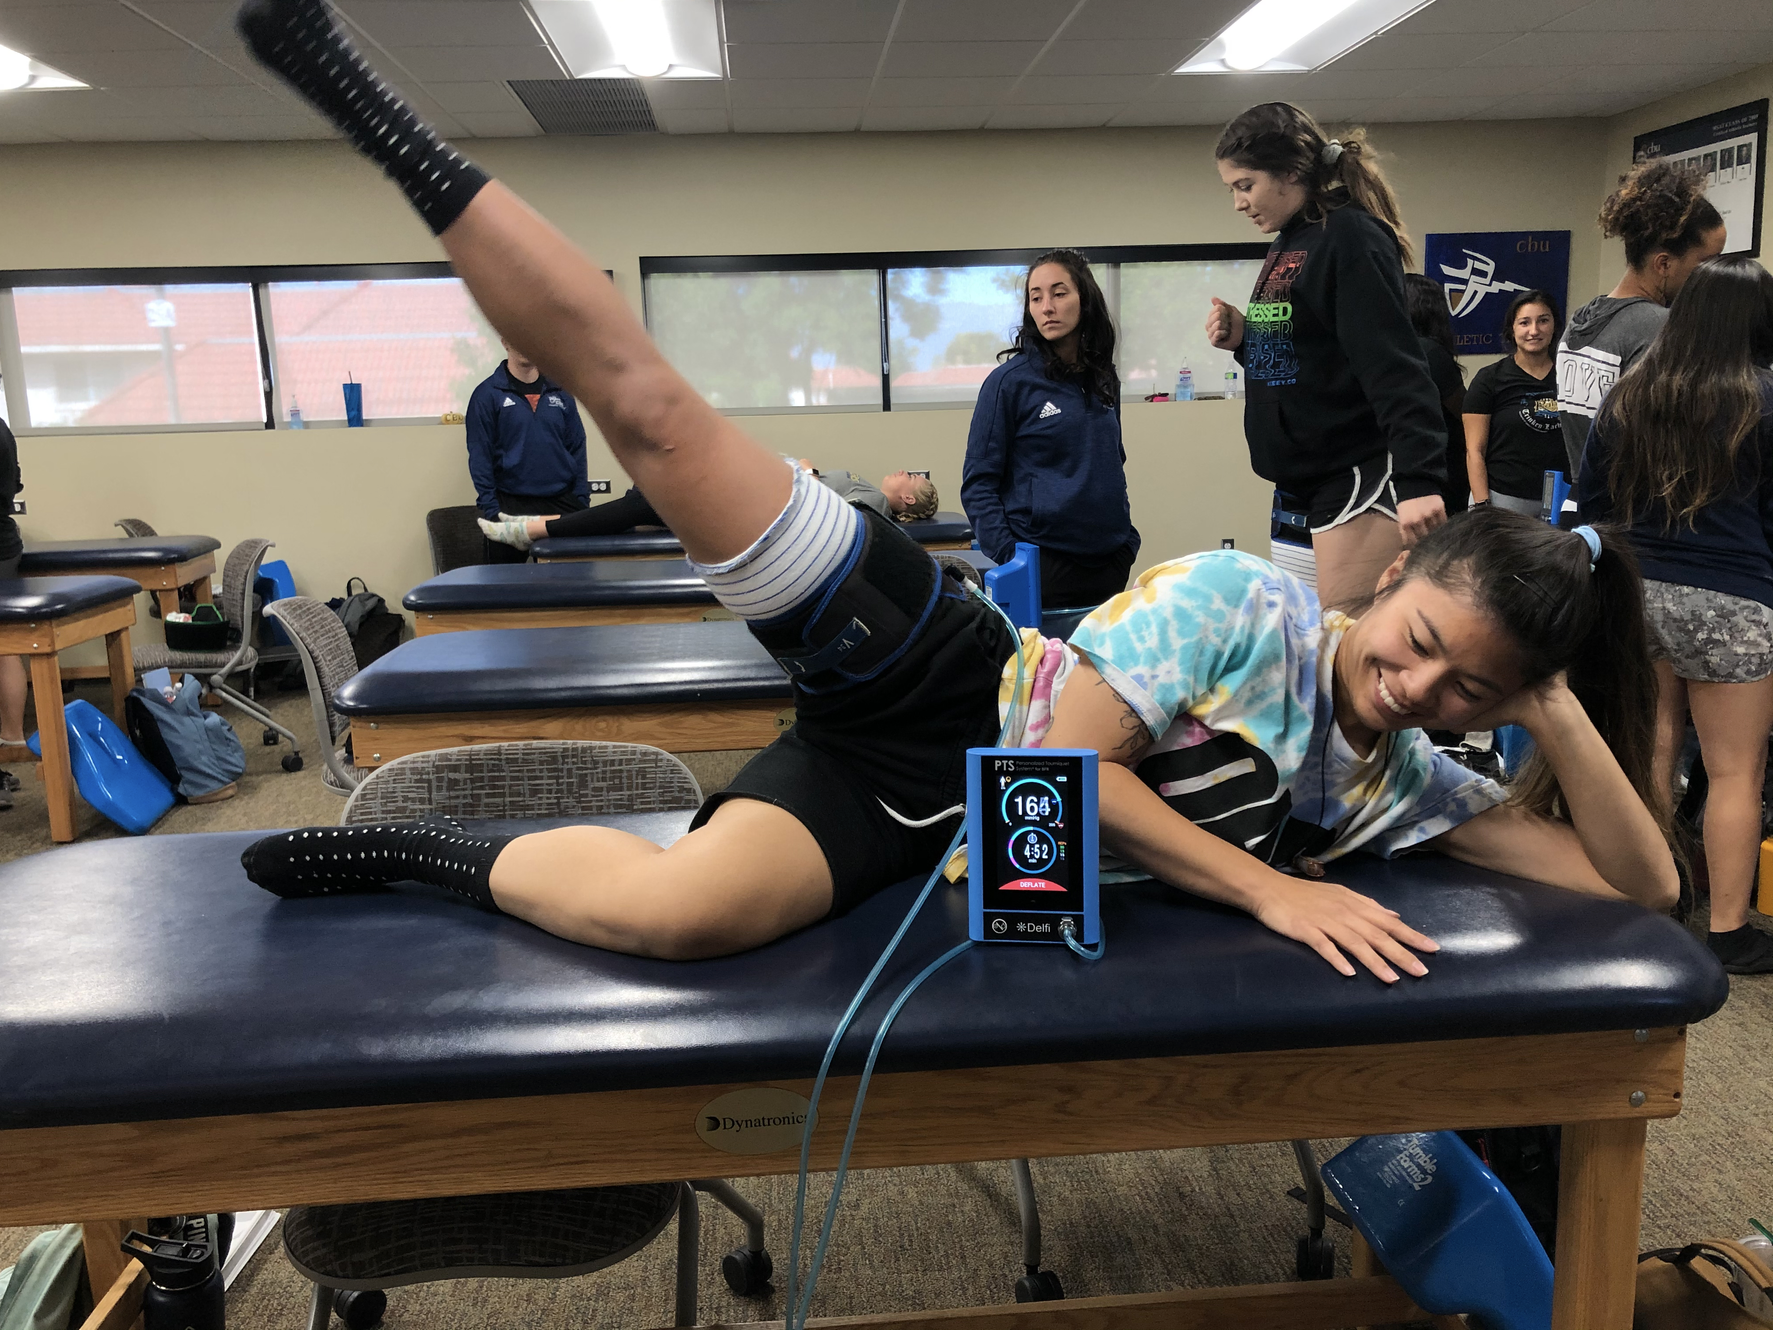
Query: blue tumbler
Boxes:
[{"xmin": 342, "ymin": 380, "xmax": 364, "ymax": 427}]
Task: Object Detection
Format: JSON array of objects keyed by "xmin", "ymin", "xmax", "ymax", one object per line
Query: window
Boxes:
[
  {"xmin": 643, "ymin": 246, "xmax": 1269, "ymax": 415},
  {"xmin": 1116, "ymin": 259, "xmax": 1266, "ymax": 401},
  {"xmin": 646, "ymin": 268, "xmax": 882, "ymax": 411},
  {"xmin": 264, "ymin": 277, "xmax": 498, "ymax": 423},
  {"xmin": 12, "ymin": 283, "xmax": 263, "ymax": 429}
]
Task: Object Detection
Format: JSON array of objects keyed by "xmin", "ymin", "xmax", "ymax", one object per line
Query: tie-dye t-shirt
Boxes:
[{"xmin": 1012, "ymin": 549, "xmax": 1505, "ymax": 880}]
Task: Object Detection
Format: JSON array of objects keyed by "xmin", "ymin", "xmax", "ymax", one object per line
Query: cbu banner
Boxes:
[{"xmin": 1423, "ymin": 231, "xmax": 1571, "ymax": 356}]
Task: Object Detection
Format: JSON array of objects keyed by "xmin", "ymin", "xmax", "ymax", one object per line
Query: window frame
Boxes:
[{"xmin": 0, "ymin": 261, "xmax": 465, "ymax": 435}]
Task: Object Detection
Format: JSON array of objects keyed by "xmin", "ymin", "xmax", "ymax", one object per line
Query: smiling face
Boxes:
[
  {"xmin": 1026, "ymin": 263, "xmax": 1082, "ymax": 345},
  {"xmin": 1511, "ymin": 301, "xmax": 1555, "ymax": 357},
  {"xmin": 1216, "ymin": 157, "xmax": 1311, "ymax": 234},
  {"xmin": 1335, "ymin": 561, "xmax": 1528, "ymax": 738}
]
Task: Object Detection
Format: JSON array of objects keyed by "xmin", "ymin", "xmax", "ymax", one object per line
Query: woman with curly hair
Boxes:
[
  {"xmin": 963, "ymin": 249, "xmax": 1139, "ymax": 609},
  {"xmin": 1205, "ymin": 103, "xmax": 1449, "ymax": 608},
  {"xmin": 1556, "ymin": 159, "xmax": 1725, "ymax": 477}
]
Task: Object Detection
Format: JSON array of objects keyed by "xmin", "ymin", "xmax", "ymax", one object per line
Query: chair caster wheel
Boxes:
[
  {"xmin": 1014, "ymin": 1270, "xmax": 1064, "ymax": 1302},
  {"xmin": 331, "ymin": 1287, "xmax": 386, "ymax": 1329},
  {"xmin": 262, "ymin": 728, "xmax": 280, "ymax": 746},
  {"xmin": 1295, "ymin": 1233, "xmax": 1335, "ymax": 1280},
  {"xmin": 281, "ymin": 753, "xmax": 304, "ymax": 773},
  {"xmin": 721, "ymin": 1245, "xmax": 773, "ymax": 1296}
]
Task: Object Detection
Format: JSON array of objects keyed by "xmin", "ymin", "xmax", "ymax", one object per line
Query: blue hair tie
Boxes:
[{"xmin": 1575, "ymin": 524, "xmax": 1602, "ymax": 569}]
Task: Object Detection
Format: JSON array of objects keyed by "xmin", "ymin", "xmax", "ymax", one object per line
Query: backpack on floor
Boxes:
[
  {"xmin": 327, "ymin": 577, "xmax": 405, "ymax": 668},
  {"xmin": 1636, "ymin": 1238, "xmax": 1772, "ymax": 1327},
  {"xmin": 125, "ymin": 677, "xmax": 247, "ymax": 802}
]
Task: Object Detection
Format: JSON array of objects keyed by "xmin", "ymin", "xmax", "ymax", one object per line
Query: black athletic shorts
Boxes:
[
  {"xmin": 1291, "ymin": 453, "xmax": 1399, "ymax": 533},
  {"xmin": 690, "ymin": 582, "xmax": 1015, "ymax": 917}
]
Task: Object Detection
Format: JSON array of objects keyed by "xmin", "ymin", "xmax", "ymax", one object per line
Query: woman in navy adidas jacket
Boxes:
[{"xmin": 963, "ymin": 249, "xmax": 1139, "ymax": 609}]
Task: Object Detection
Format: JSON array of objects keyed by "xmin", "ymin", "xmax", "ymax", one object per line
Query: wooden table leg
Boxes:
[
  {"xmin": 105, "ymin": 627, "xmax": 133, "ymax": 728},
  {"xmin": 1553, "ymin": 1117, "xmax": 1647, "ymax": 1329},
  {"xmin": 30, "ymin": 653, "xmax": 75, "ymax": 842},
  {"xmin": 190, "ymin": 579, "xmax": 213, "ymax": 605},
  {"xmin": 81, "ymin": 1220, "xmax": 146, "ymax": 1330},
  {"xmin": 154, "ymin": 589, "xmax": 180, "ymax": 619}
]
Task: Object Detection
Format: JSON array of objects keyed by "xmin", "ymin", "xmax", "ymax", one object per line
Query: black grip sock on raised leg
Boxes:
[
  {"xmin": 236, "ymin": 0, "xmax": 488, "ymax": 235},
  {"xmin": 242, "ymin": 814, "xmax": 517, "ymax": 908}
]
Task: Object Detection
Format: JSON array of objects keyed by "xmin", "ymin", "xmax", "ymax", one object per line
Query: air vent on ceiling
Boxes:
[{"xmin": 508, "ymin": 78, "xmax": 660, "ymax": 135}]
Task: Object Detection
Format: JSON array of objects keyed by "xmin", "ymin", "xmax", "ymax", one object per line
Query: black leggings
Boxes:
[{"xmin": 540, "ymin": 487, "xmax": 662, "ymax": 539}]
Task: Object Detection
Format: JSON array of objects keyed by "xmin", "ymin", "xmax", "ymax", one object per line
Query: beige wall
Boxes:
[{"xmin": 0, "ymin": 72, "xmax": 1766, "ymax": 624}]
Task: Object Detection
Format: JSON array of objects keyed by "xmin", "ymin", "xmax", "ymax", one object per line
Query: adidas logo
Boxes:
[
  {"xmin": 1038, "ymin": 401, "xmax": 1061, "ymax": 418},
  {"xmin": 501, "ymin": 396, "xmax": 515, "ymax": 406}
]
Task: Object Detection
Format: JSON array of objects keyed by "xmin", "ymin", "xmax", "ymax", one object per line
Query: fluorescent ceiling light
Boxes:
[
  {"xmin": 1177, "ymin": 0, "xmax": 1436, "ymax": 75},
  {"xmin": 530, "ymin": 0, "xmax": 722, "ymax": 80},
  {"xmin": 0, "ymin": 44, "xmax": 86, "ymax": 91}
]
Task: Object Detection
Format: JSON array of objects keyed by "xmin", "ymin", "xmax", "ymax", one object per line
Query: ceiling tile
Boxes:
[
  {"xmin": 725, "ymin": 42, "xmax": 884, "ymax": 79},
  {"xmin": 339, "ymin": 1, "xmax": 535, "ymax": 48},
  {"xmin": 394, "ymin": 45, "xmax": 562, "ymax": 81},
  {"xmin": 727, "ymin": 77, "xmax": 871, "ymax": 108},
  {"xmin": 1076, "ymin": 0, "xmax": 1250, "ymax": 41},
  {"xmin": 1396, "ymin": 64, "xmax": 1582, "ymax": 98},
  {"xmin": 1483, "ymin": 91, "xmax": 1650, "ymax": 119},
  {"xmin": 720, "ymin": 0, "xmax": 899, "ymax": 45},
  {"xmin": 1393, "ymin": 0, "xmax": 1594, "ymax": 35},
  {"xmin": 1142, "ymin": 71, "xmax": 1321, "ymax": 103},
  {"xmin": 45, "ymin": 47, "xmax": 249, "ymax": 88},
  {"xmin": 652, "ymin": 107, "xmax": 731, "ymax": 133},
  {"xmin": 729, "ymin": 106, "xmax": 860, "ymax": 132},
  {"xmin": 881, "ymin": 42, "xmax": 1045, "ymax": 78},
  {"xmin": 861, "ymin": 105, "xmax": 994, "ymax": 131},
  {"xmin": 1327, "ymin": 31, "xmax": 1517, "ymax": 71},
  {"xmin": 1479, "ymin": 29, "xmax": 1744, "ymax": 65},
  {"xmin": 1105, "ymin": 103, "xmax": 1220, "ymax": 125},
  {"xmin": 1005, "ymin": 74, "xmax": 1161, "ymax": 104},
  {"xmin": 1545, "ymin": 0, "xmax": 1773, "ymax": 30},
  {"xmin": 1364, "ymin": 95, "xmax": 1514, "ymax": 121},
  {"xmin": 869, "ymin": 77, "xmax": 1019, "ymax": 108},
  {"xmin": 0, "ymin": 3, "xmax": 188, "ymax": 55},
  {"xmin": 639, "ymin": 79, "xmax": 730, "ymax": 110},
  {"xmin": 893, "ymin": 0, "xmax": 1082, "ymax": 43},
  {"xmin": 0, "ymin": 125, "xmax": 63, "ymax": 143},
  {"xmin": 421, "ymin": 81, "xmax": 526, "ymax": 114},
  {"xmin": 107, "ymin": 84, "xmax": 299, "ymax": 117},
  {"xmin": 134, "ymin": 1, "xmax": 251, "ymax": 45},
  {"xmin": 985, "ymin": 103, "xmax": 1122, "ymax": 129},
  {"xmin": 454, "ymin": 110, "xmax": 542, "ymax": 137},
  {"xmin": 1031, "ymin": 40, "xmax": 1194, "ymax": 77},
  {"xmin": 188, "ymin": 114, "xmax": 337, "ymax": 139},
  {"xmin": 1541, "ymin": 63, "xmax": 1732, "ymax": 98}
]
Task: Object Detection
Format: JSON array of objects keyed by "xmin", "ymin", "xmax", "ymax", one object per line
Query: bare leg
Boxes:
[
  {"xmin": 1687, "ymin": 676, "xmax": 1772, "ymax": 934},
  {"xmin": 1650, "ymin": 660, "xmax": 1688, "ymax": 812},
  {"xmin": 439, "ymin": 186, "xmax": 789, "ymax": 566},
  {"xmin": 0, "ymin": 656, "xmax": 26, "ymax": 742},
  {"xmin": 1310, "ymin": 512, "xmax": 1404, "ymax": 609},
  {"xmin": 489, "ymin": 798, "xmax": 832, "ymax": 959}
]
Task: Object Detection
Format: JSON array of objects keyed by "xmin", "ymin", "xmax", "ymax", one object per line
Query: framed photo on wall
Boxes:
[{"xmin": 1632, "ymin": 99, "xmax": 1768, "ymax": 256}]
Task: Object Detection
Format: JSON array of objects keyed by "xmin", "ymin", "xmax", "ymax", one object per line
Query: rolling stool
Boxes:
[
  {"xmin": 284, "ymin": 1180, "xmax": 772, "ymax": 1328},
  {"xmin": 1321, "ymin": 1131, "xmax": 1553, "ymax": 1329}
]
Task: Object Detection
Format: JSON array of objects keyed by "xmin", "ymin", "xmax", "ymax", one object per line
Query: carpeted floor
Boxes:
[{"xmin": 0, "ymin": 683, "xmax": 1768, "ymax": 1327}]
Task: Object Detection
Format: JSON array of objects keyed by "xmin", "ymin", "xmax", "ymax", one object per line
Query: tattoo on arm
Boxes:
[{"xmin": 1096, "ymin": 672, "xmax": 1150, "ymax": 761}]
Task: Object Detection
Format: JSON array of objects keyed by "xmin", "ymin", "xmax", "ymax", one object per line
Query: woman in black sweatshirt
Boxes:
[{"xmin": 1205, "ymin": 103, "xmax": 1448, "ymax": 607}]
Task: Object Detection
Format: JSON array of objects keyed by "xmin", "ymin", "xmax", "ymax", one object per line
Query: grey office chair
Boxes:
[
  {"xmin": 425, "ymin": 505, "xmax": 487, "ymax": 575},
  {"xmin": 262, "ymin": 596, "xmax": 362, "ymax": 794},
  {"xmin": 131, "ymin": 537, "xmax": 304, "ymax": 769},
  {"xmin": 285, "ymin": 741, "xmax": 772, "ymax": 1329}
]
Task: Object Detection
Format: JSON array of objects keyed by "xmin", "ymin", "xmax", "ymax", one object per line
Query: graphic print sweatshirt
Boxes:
[{"xmin": 1236, "ymin": 201, "xmax": 1447, "ymax": 502}]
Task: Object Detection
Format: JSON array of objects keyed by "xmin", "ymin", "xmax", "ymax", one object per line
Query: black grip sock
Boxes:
[
  {"xmin": 236, "ymin": 0, "xmax": 488, "ymax": 235},
  {"xmin": 242, "ymin": 815, "xmax": 517, "ymax": 908}
]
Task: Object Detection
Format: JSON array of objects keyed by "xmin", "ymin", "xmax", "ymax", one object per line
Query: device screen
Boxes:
[{"xmin": 983, "ymin": 753, "xmax": 1083, "ymax": 914}]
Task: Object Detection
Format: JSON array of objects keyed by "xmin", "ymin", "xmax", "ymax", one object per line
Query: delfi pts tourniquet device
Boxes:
[{"xmin": 966, "ymin": 747, "xmax": 1100, "ymax": 947}]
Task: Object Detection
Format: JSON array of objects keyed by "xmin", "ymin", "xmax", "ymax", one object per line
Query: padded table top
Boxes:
[
  {"xmin": 0, "ymin": 816, "xmax": 1726, "ymax": 1128},
  {"xmin": 531, "ymin": 512, "xmax": 974, "ymax": 561},
  {"xmin": 403, "ymin": 559, "xmax": 716, "ymax": 612},
  {"xmin": 0, "ymin": 575, "xmax": 143, "ymax": 620},
  {"xmin": 333, "ymin": 620, "xmax": 788, "ymax": 715},
  {"xmin": 20, "ymin": 535, "xmax": 221, "ymax": 572}
]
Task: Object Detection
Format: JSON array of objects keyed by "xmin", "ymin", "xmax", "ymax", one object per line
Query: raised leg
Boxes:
[
  {"xmin": 105, "ymin": 626, "xmax": 133, "ymax": 728},
  {"xmin": 1552, "ymin": 1117, "xmax": 1647, "ymax": 1329},
  {"xmin": 1310, "ymin": 511, "xmax": 1403, "ymax": 610},
  {"xmin": 30, "ymin": 652, "xmax": 75, "ymax": 842}
]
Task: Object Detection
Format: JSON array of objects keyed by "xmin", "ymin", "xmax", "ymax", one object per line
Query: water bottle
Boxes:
[
  {"xmin": 1174, "ymin": 359, "xmax": 1194, "ymax": 402},
  {"xmin": 126, "ymin": 1215, "xmax": 227, "ymax": 1330},
  {"xmin": 1223, "ymin": 364, "xmax": 1244, "ymax": 400},
  {"xmin": 287, "ymin": 399, "xmax": 304, "ymax": 429}
]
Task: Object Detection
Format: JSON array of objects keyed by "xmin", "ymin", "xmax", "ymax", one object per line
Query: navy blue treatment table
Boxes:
[
  {"xmin": 20, "ymin": 534, "xmax": 221, "ymax": 620},
  {"xmin": 0, "ymin": 575, "xmax": 141, "ymax": 842},
  {"xmin": 0, "ymin": 817, "xmax": 1726, "ymax": 1328},
  {"xmin": 532, "ymin": 511, "xmax": 975, "ymax": 563},
  {"xmin": 333, "ymin": 619, "xmax": 791, "ymax": 765}
]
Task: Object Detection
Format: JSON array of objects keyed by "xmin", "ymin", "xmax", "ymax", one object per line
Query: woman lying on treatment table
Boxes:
[{"xmin": 235, "ymin": 0, "xmax": 1680, "ymax": 982}]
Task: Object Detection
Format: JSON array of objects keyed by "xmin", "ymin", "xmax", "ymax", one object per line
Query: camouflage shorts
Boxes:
[{"xmin": 1642, "ymin": 579, "xmax": 1772, "ymax": 684}]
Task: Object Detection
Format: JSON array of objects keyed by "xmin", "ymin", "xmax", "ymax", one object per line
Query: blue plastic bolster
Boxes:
[{"xmin": 985, "ymin": 542, "xmax": 1042, "ymax": 630}]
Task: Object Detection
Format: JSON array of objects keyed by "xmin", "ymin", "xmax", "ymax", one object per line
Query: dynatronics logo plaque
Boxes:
[
  {"xmin": 695, "ymin": 1087, "xmax": 813, "ymax": 1155},
  {"xmin": 1423, "ymin": 231, "xmax": 1571, "ymax": 355}
]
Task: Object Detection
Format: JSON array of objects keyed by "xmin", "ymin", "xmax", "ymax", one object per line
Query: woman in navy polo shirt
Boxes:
[{"xmin": 962, "ymin": 250, "xmax": 1139, "ymax": 609}]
